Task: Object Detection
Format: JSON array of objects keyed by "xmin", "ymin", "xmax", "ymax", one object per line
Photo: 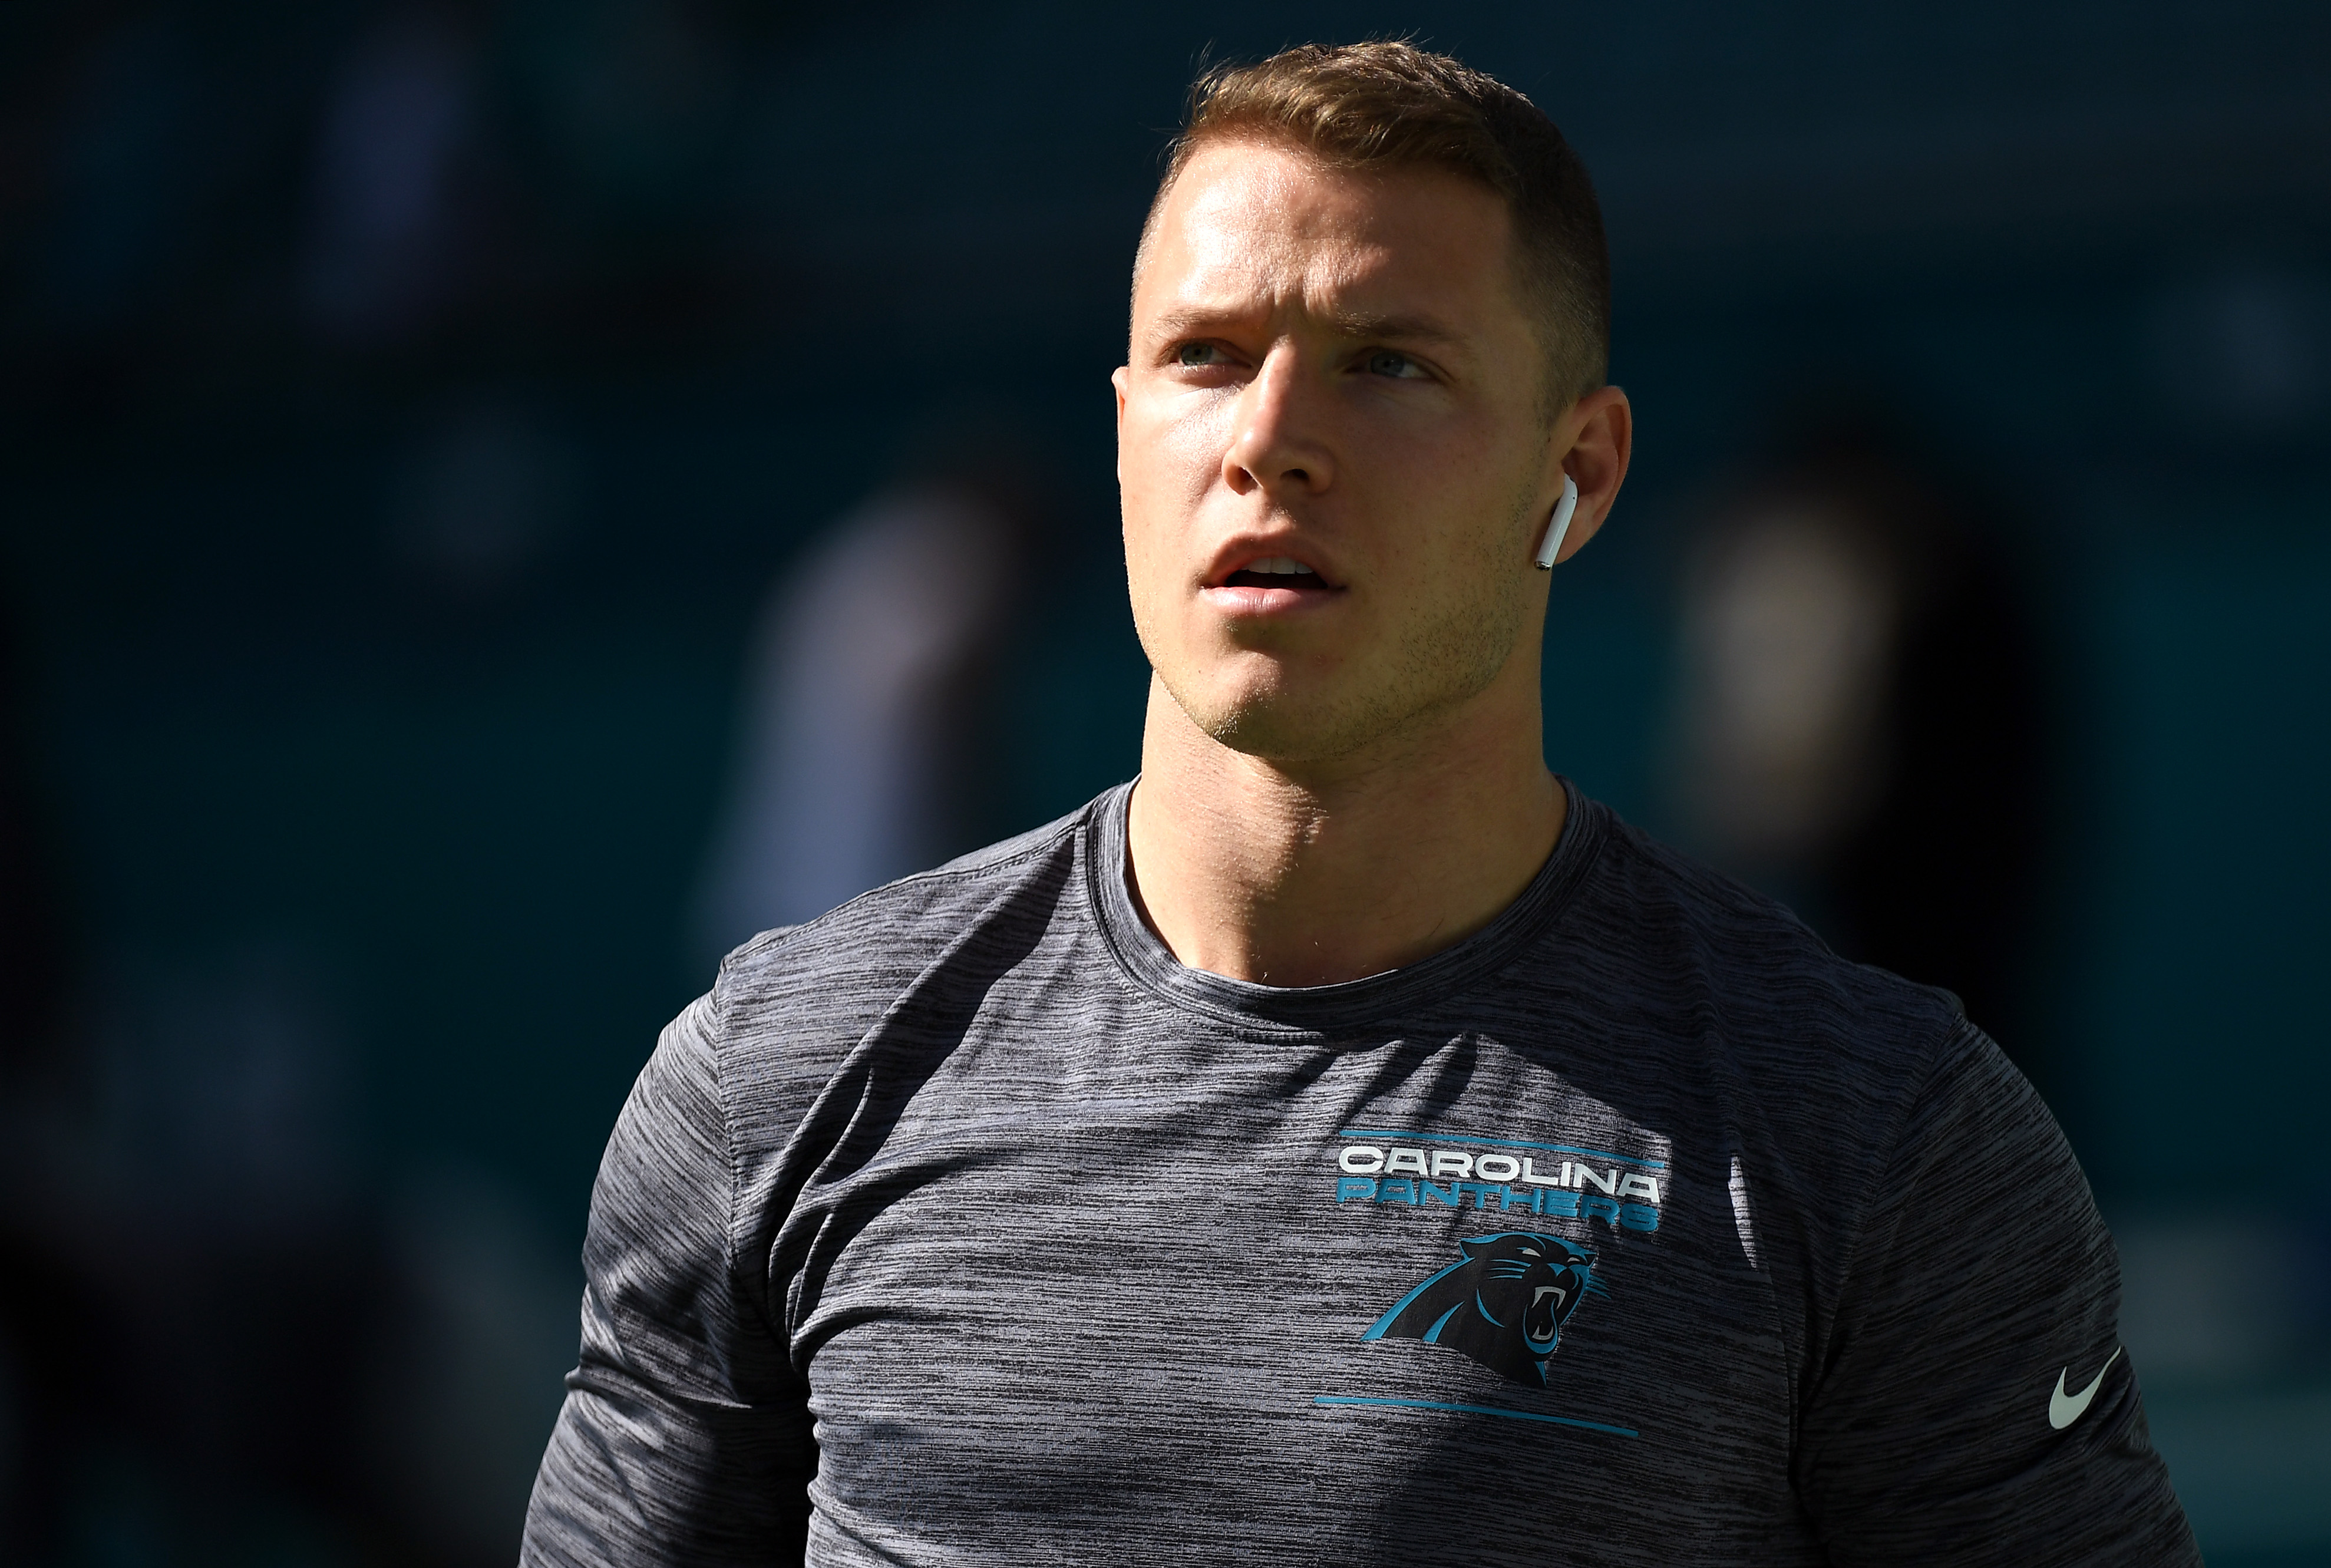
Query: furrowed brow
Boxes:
[
  {"xmin": 1143, "ymin": 306, "xmax": 1468, "ymax": 350},
  {"xmin": 1324, "ymin": 310, "xmax": 1466, "ymax": 348},
  {"xmin": 1145, "ymin": 306, "xmax": 1244, "ymax": 344}
]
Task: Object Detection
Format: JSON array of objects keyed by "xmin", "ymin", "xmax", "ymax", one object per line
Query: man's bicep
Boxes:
[
  {"xmin": 1796, "ymin": 1025, "xmax": 2197, "ymax": 1565},
  {"xmin": 521, "ymin": 994, "xmax": 814, "ymax": 1567}
]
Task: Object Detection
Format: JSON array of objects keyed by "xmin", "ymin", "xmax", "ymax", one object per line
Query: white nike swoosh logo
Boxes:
[{"xmin": 2048, "ymin": 1347, "xmax": 2122, "ymax": 1430}]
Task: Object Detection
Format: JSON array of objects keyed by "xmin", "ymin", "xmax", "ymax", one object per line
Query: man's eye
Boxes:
[
  {"xmin": 1365, "ymin": 349, "xmax": 1425, "ymax": 379},
  {"xmin": 1176, "ymin": 342, "xmax": 1226, "ymax": 367}
]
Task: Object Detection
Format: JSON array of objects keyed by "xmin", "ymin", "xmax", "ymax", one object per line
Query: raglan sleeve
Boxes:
[
  {"xmin": 520, "ymin": 981, "xmax": 816, "ymax": 1567},
  {"xmin": 1794, "ymin": 1021, "xmax": 2199, "ymax": 1565}
]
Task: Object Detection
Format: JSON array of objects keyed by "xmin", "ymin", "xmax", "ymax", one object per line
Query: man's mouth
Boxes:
[
  {"xmin": 1220, "ymin": 555, "xmax": 1326, "ymax": 590},
  {"xmin": 1203, "ymin": 551, "xmax": 1345, "ymax": 615}
]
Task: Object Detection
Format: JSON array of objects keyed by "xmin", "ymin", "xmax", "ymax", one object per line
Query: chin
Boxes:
[
  {"xmin": 1154, "ymin": 600, "xmax": 1527, "ymax": 765},
  {"xmin": 1172, "ymin": 671, "xmax": 1415, "ymax": 765}
]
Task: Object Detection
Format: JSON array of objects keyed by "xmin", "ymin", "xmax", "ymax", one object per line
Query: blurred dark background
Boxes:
[{"xmin": 1, "ymin": 2, "xmax": 2327, "ymax": 1564}]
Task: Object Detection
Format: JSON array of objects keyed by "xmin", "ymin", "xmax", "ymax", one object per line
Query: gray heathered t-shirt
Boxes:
[{"xmin": 521, "ymin": 781, "xmax": 2198, "ymax": 1566}]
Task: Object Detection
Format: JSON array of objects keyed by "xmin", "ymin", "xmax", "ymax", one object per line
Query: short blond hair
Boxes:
[{"xmin": 1138, "ymin": 41, "xmax": 1611, "ymax": 407}]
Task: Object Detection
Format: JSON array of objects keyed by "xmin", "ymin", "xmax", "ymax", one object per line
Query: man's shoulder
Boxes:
[
  {"xmin": 722, "ymin": 797, "xmax": 1095, "ymax": 978},
  {"xmin": 715, "ymin": 797, "xmax": 1098, "ymax": 1006},
  {"xmin": 1553, "ymin": 805, "xmax": 2003, "ymax": 1279},
  {"xmin": 1567, "ymin": 804, "xmax": 1971, "ymax": 1091}
]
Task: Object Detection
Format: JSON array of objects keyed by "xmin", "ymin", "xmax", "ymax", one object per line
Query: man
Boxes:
[{"xmin": 523, "ymin": 42, "xmax": 2197, "ymax": 1565}]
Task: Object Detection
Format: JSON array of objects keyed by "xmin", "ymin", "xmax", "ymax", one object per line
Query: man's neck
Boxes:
[{"xmin": 1124, "ymin": 666, "xmax": 1565, "ymax": 988}]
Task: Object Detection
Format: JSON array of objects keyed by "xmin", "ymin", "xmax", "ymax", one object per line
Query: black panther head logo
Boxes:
[{"xmin": 1363, "ymin": 1232, "xmax": 1603, "ymax": 1385}]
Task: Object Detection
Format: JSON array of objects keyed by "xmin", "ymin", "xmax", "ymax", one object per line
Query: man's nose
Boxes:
[{"xmin": 1220, "ymin": 345, "xmax": 1335, "ymax": 499}]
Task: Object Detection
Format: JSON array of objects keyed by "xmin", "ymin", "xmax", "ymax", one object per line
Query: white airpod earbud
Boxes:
[{"xmin": 1534, "ymin": 474, "xmax": 1579, "ymax": 570}]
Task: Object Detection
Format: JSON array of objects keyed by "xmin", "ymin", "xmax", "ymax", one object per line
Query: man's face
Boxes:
[{"xmin": 1115, "ymin": 138, "xmax": 1564, "ymax": 764}]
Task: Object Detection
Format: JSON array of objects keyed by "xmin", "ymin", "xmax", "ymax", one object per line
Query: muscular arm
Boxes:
[
  {"xmin": 1795, "ymin": 1022, "xmax": 2196, "ymax": 1563},
  {"xmin": 522, "ymin": 989, "xmax": 814, "ymax": 1567}
]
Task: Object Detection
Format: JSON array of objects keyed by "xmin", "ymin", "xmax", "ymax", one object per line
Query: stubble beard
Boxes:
[{"xmin": 1152, "ymin": 488, "xmax": 1542, "ymax": 769}]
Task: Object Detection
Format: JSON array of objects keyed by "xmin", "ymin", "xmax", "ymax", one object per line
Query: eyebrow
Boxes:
[
  {"xmin": 1320, "ymin": 309, "xmax": 1466, "ymax": 347},
  {"xmin": 1145, "ymin": 306, "xmax": 1468, "ymax": 349}
]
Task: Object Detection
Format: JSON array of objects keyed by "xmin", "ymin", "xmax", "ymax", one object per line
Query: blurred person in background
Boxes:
[
  {"xmin": 1668, "ymin": 421, "xmax": 2051, "ymax": 1085},
  {"xmin": 692, "ymin": 431, "xmax": 1043, "ymax": 959},
  {"xmin": 523, "ymin": 42, "xmax": 2194, "ymax": 1566}
]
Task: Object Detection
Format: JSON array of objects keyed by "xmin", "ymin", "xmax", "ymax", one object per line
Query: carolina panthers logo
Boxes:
[{"xmin": 1364, "ymin": 1232, "xmax": 1603, "ymax": 1385}]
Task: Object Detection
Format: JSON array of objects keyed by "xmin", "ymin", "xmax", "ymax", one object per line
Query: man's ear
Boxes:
[
  {"xmin": 1544, "ymin": 386, "xmax": 1633, "ymax": 566},
  {"xmin": 1112, "ymin": 365, "xmax": 1130, "ymax": 482}
]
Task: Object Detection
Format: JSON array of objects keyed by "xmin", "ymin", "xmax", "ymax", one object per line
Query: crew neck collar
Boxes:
[{"xmin": 1084, "ymin": 775, "xmax": 1606, "ymax": 1035}]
